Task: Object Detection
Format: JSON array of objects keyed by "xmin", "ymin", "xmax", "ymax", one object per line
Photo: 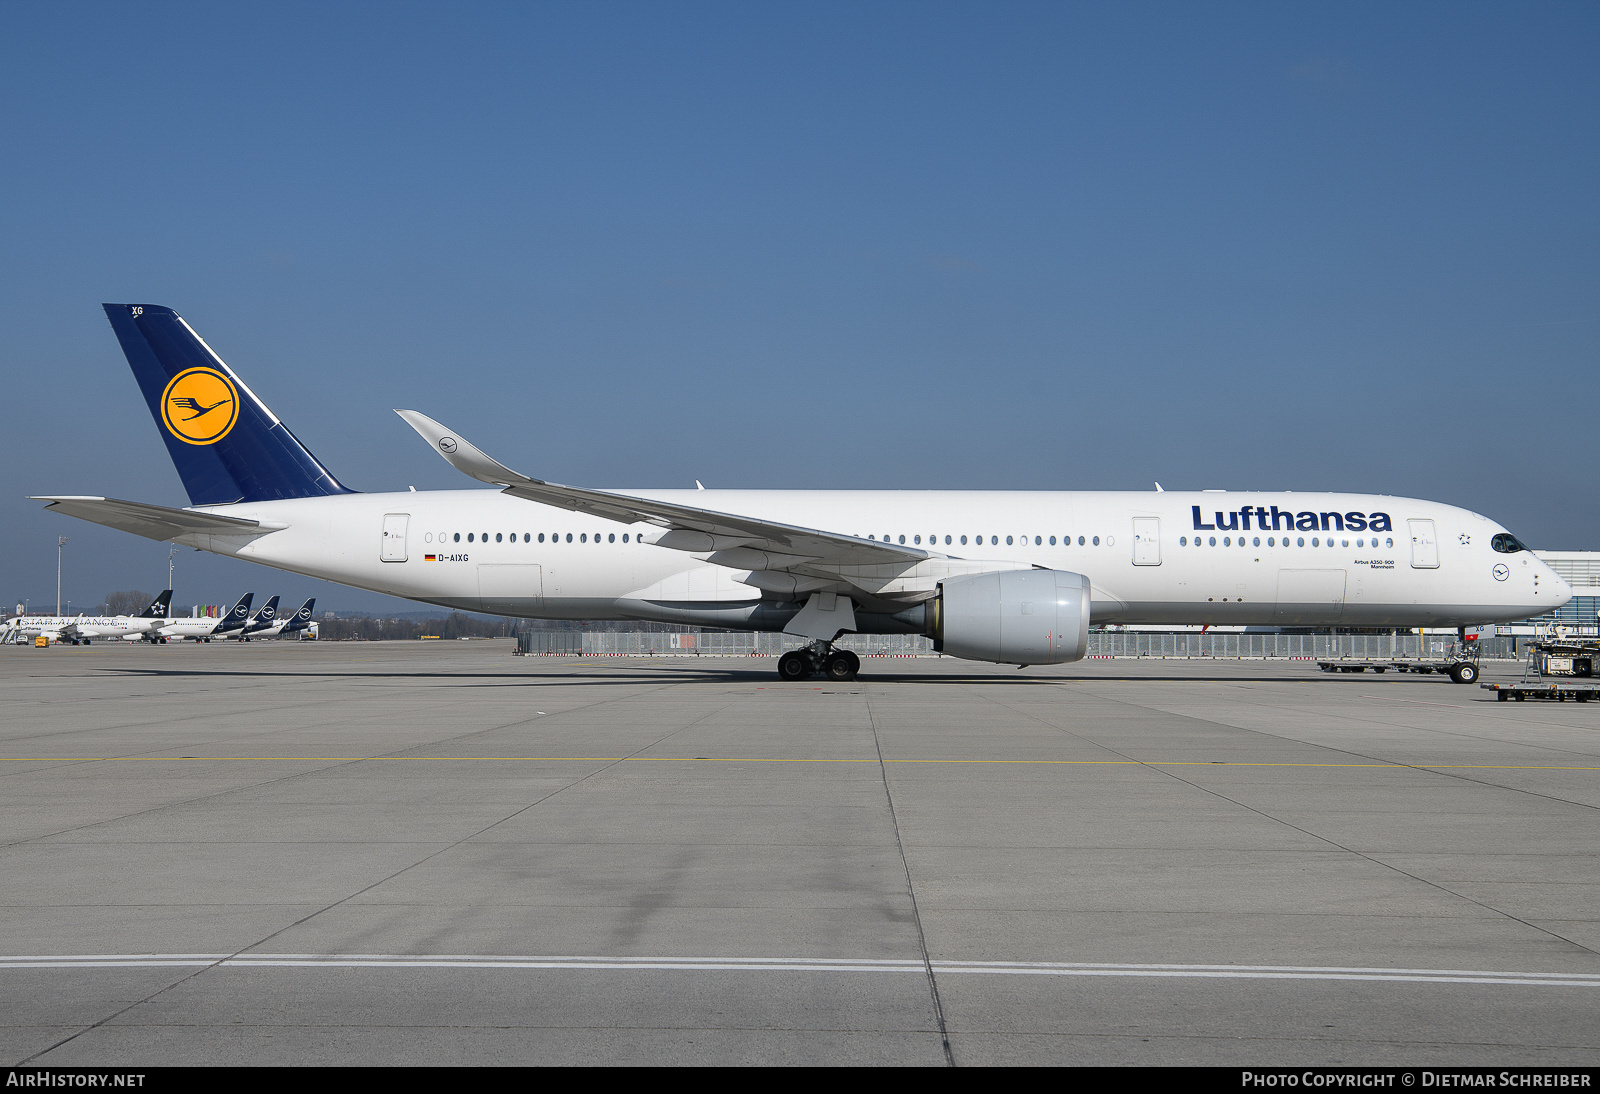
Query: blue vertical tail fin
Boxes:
[
  {"xmin": 214, "ymin": 593, "xmax": 254, "ymax": 634},
  {"xmin": 103, "ymin": 304, "xmax": 355, "ymax": 506},
  {"xmin": 283, "ymin": 598, "xmax": 316, "ymax": 633}
]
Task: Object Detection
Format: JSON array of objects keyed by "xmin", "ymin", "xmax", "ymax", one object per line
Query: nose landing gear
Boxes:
[{"xmin": 777, "ymin": 641, "xmax": 861, "ymax": 681}]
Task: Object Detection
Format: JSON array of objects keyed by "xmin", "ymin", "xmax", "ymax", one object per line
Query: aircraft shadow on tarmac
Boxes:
[{"xmin": 94, "ymin": 665, "xmax": 1441, "ymax": 687}]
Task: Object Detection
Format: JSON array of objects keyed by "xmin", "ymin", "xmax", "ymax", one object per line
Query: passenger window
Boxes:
[
  {"xmin": 467, "ymin": 533, "xmax": 474, "ymax": 542},
  {"xmin": 565, "ymin": 533, "xmax": 572, "ymax": 542},
  {"xmin": 991, "ymin": 536, "xmax": 998, "ymax": 545},
  {"xmin": 581, "ymin": 533, "xmax": 587, "ymax": 543},
  {"xmin": 1034, "ymin": 536, "xmax": 1041, "ymax": 545},
  {"xmin": 496, "ymin": 533, "xmax": 502, "ymax": 543},
  {"xmin": 1297, "ymin": 537, "xmax": 1305, "ymax": 547},
  {"xmin": 538, "ymin": 533, "xmax": 544, "ymax": 543},
  {"xmin": 959, "ymin": 536, "xmax": 967, "ymax": 545},
  {"xmin": 1386, "ymin": 538, "xmax": 1394, "ymax": 548},
  {"xmin": 1078, "ymin": 536, "xmax": 1085, "ymax": 546},
  {"xmin": 944, "ymin": 535, "xmax": 952, "ymax": 545},
  {"xmin": 1093, "ymin": 536, "xmax": 1100, "ymax": 546},
  {"xmin": 609, "ymin": 533, "xmax": 615, "ymax": 543},
  {"xmin": 1208, "ymin": 537, "xmax": 1216, "ymax": 546},
  {"xmin": 1006, "ymin": 536, "xmax": 1013, "ymax": 546},
  {"xmin": 1180, "ymin": 536, "xmax": 1187, "ymax": 546},
  {"xmin": 898, "ymin": 535, "xmax": 905, "ymax": 544},
  {"xmin": 1252, "ymin": 537, "xmax": 1259, "ymax": 547},
  {"xmin": 454, "ymin": 533, "xmax": 460, "ymax": 543},
  {"xmin": 623, "ymin": 534, "xmax": 629, "ymax": 542},
  {"xmin": 1223, "ymin": 537, "xmax": 1230, "ymax": 547},
  {"xmin": 1312, "ymin": 538, "xmax": 1320, "ymax": 547},
  {"xmin": 1266, "ymin": 537, "xmax": 1274, "ymax": 547}
]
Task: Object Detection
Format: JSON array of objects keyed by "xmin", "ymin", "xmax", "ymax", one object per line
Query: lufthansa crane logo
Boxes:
[
  {"xmin": 1493, "ymin": 564, "xmax": 1510, "ymax": 582},
  {"xmin": 439, "ymin": 437, "xmax": 458, "ymax": 453},
  {"xmin": 160, "ymin": 367, "xmax": 239, "ymax": 445}
]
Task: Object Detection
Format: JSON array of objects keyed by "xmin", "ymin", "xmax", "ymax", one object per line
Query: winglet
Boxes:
[{"xmin": 394, "ymin": 410, "xmax": 537, "ymax": 488}]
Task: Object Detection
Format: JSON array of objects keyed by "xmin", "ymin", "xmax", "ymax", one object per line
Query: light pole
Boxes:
[
  {"xmin": 56, "ymin": 537, "xmax": 68, "ymax": 616},
  {"xmin": 168, "ymin": 547, "xmax": 177, "ymax": 615}
]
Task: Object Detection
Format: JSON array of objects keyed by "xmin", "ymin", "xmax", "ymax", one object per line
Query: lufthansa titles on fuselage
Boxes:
[{"xmin": 1192, "ymin": 505, "xmax": 1393, "ymax": 534}]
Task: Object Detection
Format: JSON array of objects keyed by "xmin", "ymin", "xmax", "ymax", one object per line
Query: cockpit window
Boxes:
[{"xmin": 1491, "ymin": 533, "xmax": 1528, "ymax": 554}]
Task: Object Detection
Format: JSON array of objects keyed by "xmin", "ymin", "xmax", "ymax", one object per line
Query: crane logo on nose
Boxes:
[{"xmin": 1493, "ymin": 564, "xmax": 1509, "ymax": 581}]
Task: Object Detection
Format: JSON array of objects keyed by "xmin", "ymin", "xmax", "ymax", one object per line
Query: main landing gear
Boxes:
[{"xmin": 778, "ymin": 641, "xmax": 860, "ymax": 682}]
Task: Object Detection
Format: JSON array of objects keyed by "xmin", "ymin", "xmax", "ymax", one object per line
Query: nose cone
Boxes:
[{"xmin": 1550, "ymin": 567, "xmax": 1574, "ymax": 608}]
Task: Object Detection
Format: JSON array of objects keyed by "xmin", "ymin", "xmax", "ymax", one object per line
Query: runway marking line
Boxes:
[
  {"xmin": 1, "ymin": 954, "xmax": 1597, "ymax": 988},
  {"xmin": 2, "ymin": 757, "xmax": 1598, "ymax": 770}
]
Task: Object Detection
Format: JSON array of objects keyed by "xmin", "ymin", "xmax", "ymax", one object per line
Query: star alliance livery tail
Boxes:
[
  {"xmin": 136, "ymin": 590, "xmax": 173, "ymax": 619},
  {"xmin": 103, "ymin": 304, "xmax": 355, "ymax": 506}
]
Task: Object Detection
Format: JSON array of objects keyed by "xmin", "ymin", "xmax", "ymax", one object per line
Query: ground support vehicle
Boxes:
[
  {"xmin": 1481, "ymin": 681, "xmax": 1600, "ymax": 701},
  {"xmin": 1317, "ymin": 658, "xmax": 1482, "ymax": 683},
  {"xmin": 1317, "ymin": 634, "xmax": 1483, "ymax": 684},
  {"xmin": 1480, "ymin": 637, "xmax": 1600, "ymax": 701}
]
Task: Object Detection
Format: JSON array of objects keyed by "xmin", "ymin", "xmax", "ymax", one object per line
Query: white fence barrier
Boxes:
[{"xmin": 516, "ymin": 631, "xmax": 1528, "ymax": 660}]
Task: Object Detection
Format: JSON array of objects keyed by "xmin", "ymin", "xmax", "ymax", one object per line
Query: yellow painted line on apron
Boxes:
[{"xmin": 2, "ymin": 757, "xmax": 1597, "ymax": 770}]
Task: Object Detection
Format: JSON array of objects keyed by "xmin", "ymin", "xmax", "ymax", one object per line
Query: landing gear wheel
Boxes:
[
  {"xmin": 1450, "ymin": 662, "xmax": 1479, "ymax": 685},
  {"xmin": 778, "ymin": 651, "xmax": 811, "ymax": 681},
  {"xmin": 824, "ymin": 651, "xmax": 859, "ymax": 682}
]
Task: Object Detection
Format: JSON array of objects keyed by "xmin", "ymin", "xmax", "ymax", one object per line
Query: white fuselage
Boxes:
[
  {"xmin": 164, "ymin": 488, "xmax": 1569, "ymax": 631},
  {"xmin": 3, "ymin": 614, "xmax": 163, "ymax": 642},
  {"xmin": 146, "ymin": 616, "xmax": 228, "ymax": 640}
]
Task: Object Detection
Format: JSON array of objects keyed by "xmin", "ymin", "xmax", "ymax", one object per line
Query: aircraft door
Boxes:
[
  {"xmin": 1408, "ymin": 519, "xmax": 1439, "ymax": 569},
  {"xmin": 1132, "ymin": 517, "xmax": 1161, "ymax": 566},
  {"xmin": 381, "ymin": 513, "xmax": 409, "ymax": 562},
  {"xmin": 1274, "ymin": 569, "xmax": 1347, "ymax": 625},
  {"xmin": 478, "ymin": 564, "xmax": 543, "ymax": 613}
]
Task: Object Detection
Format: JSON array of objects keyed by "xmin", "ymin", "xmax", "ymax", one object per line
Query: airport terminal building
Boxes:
[{"xmin": 1533, "ymin": 551, "xmax": 1600, "ymax": 631}]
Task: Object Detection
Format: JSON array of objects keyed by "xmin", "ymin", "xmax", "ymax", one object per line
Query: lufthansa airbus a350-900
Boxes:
[{"xmin": 31, "ymin": 305, "xmax": 1570, "ymax": 681}]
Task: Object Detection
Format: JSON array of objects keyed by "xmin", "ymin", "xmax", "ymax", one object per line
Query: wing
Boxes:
[
  {"xmin": 395, "ymin": 410, "xmax": 946, "ymax": 603},
  {"xmin": 32, "ymin": 496, "xmax": 285, "ymax": 543}
]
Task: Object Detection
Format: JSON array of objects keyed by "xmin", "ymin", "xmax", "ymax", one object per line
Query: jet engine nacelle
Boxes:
[{"xmin": 928, "ymin": 569, "xmax": 1091, "ymax": 666}]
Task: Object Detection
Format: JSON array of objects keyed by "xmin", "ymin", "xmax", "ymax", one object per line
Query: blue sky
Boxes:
[{"xmin": 3, "ymin": 1, "xmax": 1595, "ymax": 613}]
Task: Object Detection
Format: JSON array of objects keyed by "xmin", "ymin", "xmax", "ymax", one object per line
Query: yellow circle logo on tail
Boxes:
[{"xmin": 160, "ymin": 367, "xmax": 239, "ymax": 445}]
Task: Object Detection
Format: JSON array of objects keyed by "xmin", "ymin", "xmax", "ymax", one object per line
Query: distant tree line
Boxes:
[
  {"xmin": 314, "ymin": 612, "xmax": 516, "ymax": 642},
  {"xmin": 97, "ymin": 590, "xmax": 156, "ymax": 615}
]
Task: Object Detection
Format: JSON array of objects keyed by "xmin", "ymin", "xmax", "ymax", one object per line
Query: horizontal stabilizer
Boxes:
[{"xmin": 31, "ymin": 496, "xmax": 283, "ymax": 543}]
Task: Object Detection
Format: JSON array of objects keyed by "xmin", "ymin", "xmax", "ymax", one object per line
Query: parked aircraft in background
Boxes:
[
  {"xmin": 31, "ymin": 305, "xmax": 1573, "ymax": 681},
  {"xmin": 139, "ymin": 593, "xmax": 255, "ymax": 643},
  {"xmin": 3, "ymin": 591, "xmax": 172, "ymax": 645},
  {"xmin": 233, "ymin": 597, "xmax": 315, "ymax": 640},
  {"xmin": 234, "ymin": 595, "xmax": 280, "ymax": 641},
  {"xmin": 274, "ymin": 598, "xmax": 317, "ymax": 638}
]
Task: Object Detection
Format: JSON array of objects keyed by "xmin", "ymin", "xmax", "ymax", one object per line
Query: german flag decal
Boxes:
[{"xmin": 424, "ymin": 554, "xmax": 438, "ymax": 561}]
